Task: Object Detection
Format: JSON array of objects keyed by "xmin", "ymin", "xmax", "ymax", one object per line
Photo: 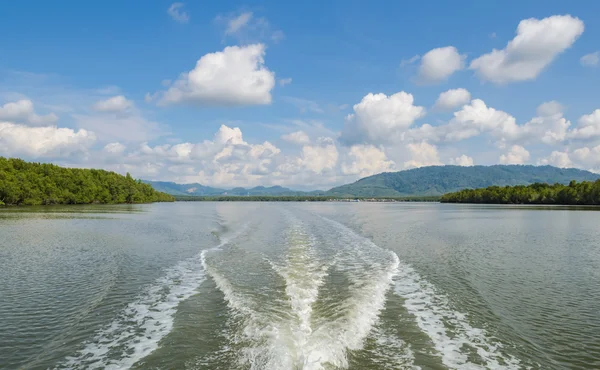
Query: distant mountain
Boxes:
[
  {"xmin": 146, "ymin": 165, "xmax": 600, "ymax": 198},
  {"xmin": 144, "ymin": 181, "xmax": 323, "ymax": 196},
  {"xmin": 142, "ymin": 181, "xmax": 224, "ymax": 196},
  {"xmin": 326, "ymin": 165, "xmax": 600, "ymax": 197}
]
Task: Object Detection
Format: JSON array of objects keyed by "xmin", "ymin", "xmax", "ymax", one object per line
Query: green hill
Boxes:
[
  {"xmin": 327, "ymin": 165, "xmax": 600, "ymax": 197},
  {"xmin": 0, "ymin": 157, "xmax": 174, "ymax": 206}
]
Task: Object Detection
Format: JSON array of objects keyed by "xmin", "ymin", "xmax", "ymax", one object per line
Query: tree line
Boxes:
[
  {"xmin": 0, "ymin": 157, "xmax": 174, "ymax": 206},
  {"xmin": 440, "ymin": 180, "xmax": 600, "ymax": 205}
]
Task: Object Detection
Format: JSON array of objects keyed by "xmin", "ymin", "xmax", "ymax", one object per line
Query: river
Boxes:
[{"xmin": 1, "ymin": 202, "xmax": 599, "ymax": 369}]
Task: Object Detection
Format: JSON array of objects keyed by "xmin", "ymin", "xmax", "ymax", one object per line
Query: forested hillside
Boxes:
[
  {"xmin": 440, "ymin": 180, "xmax": 600, "ymax": 205},
  {"xmin": 327, "ymin": 165, "xmax": 600, "ymax": 197},
  {"xmin": 0, "ymin": 157, "xmax": 174, "ymax": 206}
]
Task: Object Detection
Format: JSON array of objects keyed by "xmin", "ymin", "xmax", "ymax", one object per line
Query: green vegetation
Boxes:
[
  {"xmin": 327, "ymin": 165, "xmax": 600, "ymax": 197},
  {"xmin": 0, "ymin": 157, "xmax": 175, "ymax": 206},
  {"xmin": 440, "ymin": 180, "xmax": 600, "ymax": 205},
  {"xmin": 174, "ymin": 195, "xmax": 440, "ymax": 202}
]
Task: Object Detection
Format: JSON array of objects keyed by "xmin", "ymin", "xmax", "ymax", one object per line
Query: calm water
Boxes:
[{"xmin": 1, "ymin": 202, "xmax": 599, "ymax": 370}]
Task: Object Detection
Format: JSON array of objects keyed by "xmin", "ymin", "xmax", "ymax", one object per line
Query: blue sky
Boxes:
[{"xmin": 1, "ymin": 1, "xmax": 600, "ymax": 189}]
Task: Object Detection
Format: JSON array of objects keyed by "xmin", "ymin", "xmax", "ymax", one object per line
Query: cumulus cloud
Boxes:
[
  {"xmin": 157, "ymin": 44, "xmax": 275, "ymax": 106},
  {"xmin": 499, "ymin": 145, "xmax": 530, "ymax": 164},
  {"xmin": 167, "ymin": 3, "xmax": 189, "ymax": 23},
  {"xmin": 298, "ymin": 137, "xmax": 339, "ymax": 174},
  {"xmin": 0, "ymin": 122, "xmax": 95, "ymax": 158},
  {"xmin": 407, "ymin": 99, "xmax": 570, "ymax": 146},
  {"xmin": 537, "ymin": 151, "xmax": 573, "ymax": 168},
  {"xmin": 580, "ymin": 51, "xmax": 599, "ymax": 67},
  {"xmin": 569, "ymin": 109, "xmax": 600, "ymax": 140},
  {"xmin": 449, "ymin": 154, "xmax": 474, "ymax": 166},
  {"xmin": 92, "ymin": 95, "xmax": 133, "ymax": 113},
  {"xmin": 281, "ymin": 131, "xmax": 310, "ymax": 145},
  {"xmin": 342, "ymin": 145, "xmax": 395, "ymax": 177},
  {"xmin": 434, "ymin": 88, "xmax": 471, "ymax": 110},
  {"xmin": 0, "ymin": 99, "xmax": 58, "ymax": 126},
  {"xmin": 103, "ymin": 142, "xmax": 126, "ymax": 154},
  {"xmin": 418, "ymin": 46, "xmax": 465, "ymax": 83},
  {"xmin": 470, "ymin": 15, "xmax": 584, "ymax": 84},
  {"xmin": 403, "ymin": 141, "xmax": 442, "ymax": 169},
  {"xmin": 341, "ymin": 92, "xmax": 425, "ymax": 145},
  {"xmin": 571, "ymin": 145, "xmax": 600, "ymax": 170}
]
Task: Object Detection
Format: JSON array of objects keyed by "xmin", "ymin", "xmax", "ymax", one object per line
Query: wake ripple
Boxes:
[
  {"xmin": 59, "ymin": 229, "xmax": 245, "ymax": 370},
  {"xmin": 394, "ymin": 264, "xmax": 522, "ymax": 369},
  {"xmin": 201, "ymin": 214, "xmax": 406, "ymax": 369}
]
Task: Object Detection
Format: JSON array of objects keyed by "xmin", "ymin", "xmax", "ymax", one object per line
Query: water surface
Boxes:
[{"xmin": 1, "ymin": 202, "xmax": 599, "ymax": 369}]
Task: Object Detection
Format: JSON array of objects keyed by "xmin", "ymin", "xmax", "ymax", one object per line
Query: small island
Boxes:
[
  {"xmin": 0, "ymin": 157, "xmax": 174, "ymax": 206},
  {"xmin": 440, "ymin": 180, "xmax": 600, "ymax": 205}
]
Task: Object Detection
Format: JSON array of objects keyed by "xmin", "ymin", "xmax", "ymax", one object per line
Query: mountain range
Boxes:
[{"xmin": 145, "ymin": 165, "xmax": 600, "ymax": 197}]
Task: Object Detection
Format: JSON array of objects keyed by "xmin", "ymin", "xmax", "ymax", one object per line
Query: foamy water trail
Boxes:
[
  {"xmin": 202, "ymin": 214, "xmax": 407, "ymax": 370},
  {"xmin": 59, "ymin": 228, "xmax": 246, "ymax": 370},
  {"xmin": 270, "ymin": 225, "xmax": 329, "ymax": 361},
  {"xmin": 394, "ymin": 264, "xmax": 522, "ymax": 369},
  {"xmin": 315, "ymin": 213, "xmax": 522, "ymax": 369},
  {"xmin": 61, "ymin": 257, "xmax": 206, "ymax": 370}
]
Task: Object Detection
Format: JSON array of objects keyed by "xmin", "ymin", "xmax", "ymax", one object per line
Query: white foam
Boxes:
[
  {"xmin": 61, "ymin": 256, "xmax": 206, "ymax": 370},
  {"xmin": 394, "ymin": 264, "xmax": 522, "ymax": 369},
  {"xmin": 204, "ymin": 215, "xmax": 409, "ymax": 370},
  {"xmin": 60, "ymin": 228, "xmax": 245, "ymax": 370}
]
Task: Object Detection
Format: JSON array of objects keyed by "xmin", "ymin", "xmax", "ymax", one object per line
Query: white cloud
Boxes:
[
  {"xmin": 0, "ymin": 122, "xmax": 95, "ymax": 158},
  {"xmin": 403, "ymin": 141, "xmax": 442, "ymax": 169},
  {"xmin": 278, "ymin": 77, "xmax": 292, "ymax": 86},
  {"xmin": 418, "ymin": 46, "xmax": 465, "ymax": 83},
  {"xmin": 0, "ymin": 99, "xmax": 58, "ymax": 126},
  {"xmin": 580, "ymin": 51, "xmax": 599, "ymax": 67},
  {"xmin": 342, "ymin": 145, "xmax": 395, "ymax": 177},
  {"xmin": 103, "ymin": 142, "xmax": 126, "ymax": 154},
  {"xmin": 341, "ymin": 92, "xmax": 425, "ymax": 144},
  {"xmin": 158, "ymin": 44, "xmax": 275, "ymax": 106},
  {"xmin": 449, "ymin": 154, "xmax": 474, "ymax": 166},
  {"xmin": 225, "ymin": 12, "xmax": 253, "ymax": 35},
  {"xmin": 572, "ymin": 145, "xmax": 600, "ymax": 169},
  {"xmin": 73, "ymin": 112, "xmax": 163, "ymax": 143},
  {"xmin": 499, "ymin": 145, "xmax": 530, "ymax": 164},
  {"xmin": 92, "ymin": 95, "xmax": 133, "ymax": 113},
  {"xmin": 216, "ymin": 11, "xmax": 283, "ymax": 44},
  {"xmin": 537, "ymin": 151, "xmax": 572, "ymax": 168},
  {"xmin": 400, "ymin": 55, "xmax": 420, "ymax": 67},
  {"xmin": 569, "ymin": 109, "xmax": 600, "ymax": 140},
  {"xmin": 434, "ymin": 88, "xmax": 471, "ymax": 110},
  {"xmin": 167, "ymin": 3, "xmax": 189, "ymax": 24},
  {"xmin": 470, "ymin": 15, "xmax": 584, "ymax": 84},
  {"xmin": 281, "ymin": 131, "xmax": 310, "ymax": 145},
  {"xmin": 298, "ymin": 137, "xmax": 339, "ymax": 174},
  {"xmin": 407, "ymin": 99, "xmax": 569, "ymax": 146}
]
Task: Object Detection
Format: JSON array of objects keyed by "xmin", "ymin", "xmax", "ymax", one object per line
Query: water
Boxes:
[{"xmin": 0, "ymin": 202, "xmax": 599, "ymax": 370}]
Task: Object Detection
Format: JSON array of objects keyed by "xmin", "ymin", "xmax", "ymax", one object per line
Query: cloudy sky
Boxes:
[{"xmin": 1, "ymin": 1, "xmax": 600, "ymax": 190}]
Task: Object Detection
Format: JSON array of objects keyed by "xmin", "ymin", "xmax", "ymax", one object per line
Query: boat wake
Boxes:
[{"xmin": 58, "ymin": 227, "xmax": 247, "ymax": 370}]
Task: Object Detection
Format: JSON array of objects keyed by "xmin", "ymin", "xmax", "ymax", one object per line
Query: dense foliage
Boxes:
[
  {"xmin": 440, "ymin": 180, "xmax": 600, "ymax": 205},
  {"xmin": 328, "ymin": 165, "xmax": 600, "ymax": 197},
  {"xmin": 0, "ymin": 157, "xmax": 175, "ymax": 206},
  {"xmin": 174, "ymin": 195, "xmax": 440, "ymax": 202}
]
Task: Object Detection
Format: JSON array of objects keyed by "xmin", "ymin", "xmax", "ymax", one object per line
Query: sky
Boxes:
[{"xmin": 1, "ymin": 0, "xmax": 600, "ymax": 190}]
